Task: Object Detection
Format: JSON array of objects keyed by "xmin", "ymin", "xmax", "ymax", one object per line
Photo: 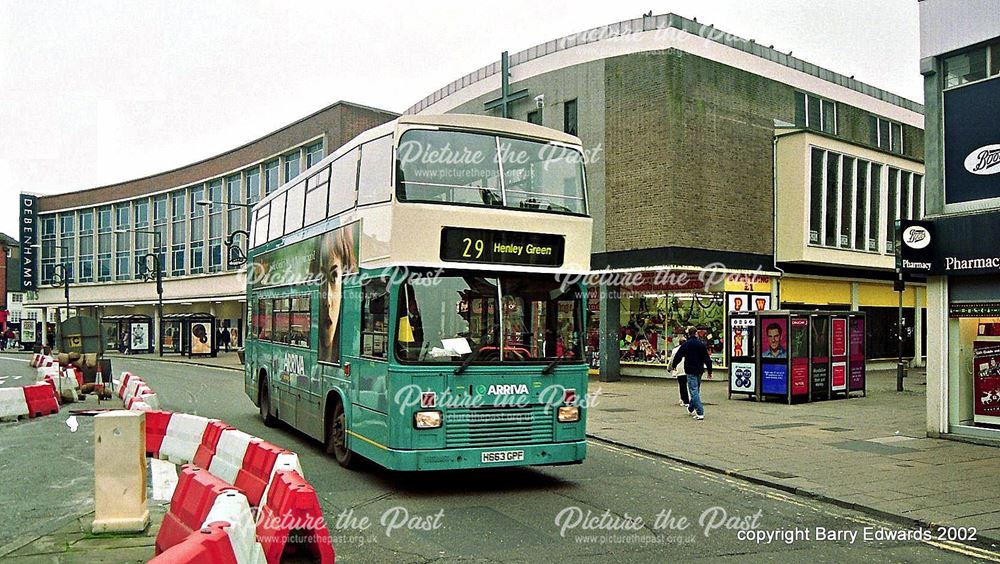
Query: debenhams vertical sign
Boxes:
[{"xmin": 20, "ymin": 194, "xmax": 36, "ymax": 291}]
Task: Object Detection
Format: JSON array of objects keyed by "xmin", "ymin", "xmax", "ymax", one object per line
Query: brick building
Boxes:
[
  {"xmin": 407, "ymin": 13, "xmax": 926, "ymax": 377},
  {"xmin": 23, "ymin": 101, "xmax": 397, "ymax": 352}
]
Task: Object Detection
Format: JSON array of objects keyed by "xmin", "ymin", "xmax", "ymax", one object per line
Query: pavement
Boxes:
[
  {"xmin": 103, "ymin": 350, "xmax": 245, "ymax": 372},
  {"xmin": 5, "ymin": 350, "xmax": 1000, "ymax": 560},
  {"xmin": 0, "ymin": 352, "xmax": 169, "ymax": 563},
  {"xmin": 587, "ymin": 369, "xmax": 1000, "ymax": 545}
]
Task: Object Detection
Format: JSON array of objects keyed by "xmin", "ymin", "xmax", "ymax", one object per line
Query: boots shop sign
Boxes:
[{"xmin": 945, "ymin": 76, "xmax": 1000, "ymax": 204}]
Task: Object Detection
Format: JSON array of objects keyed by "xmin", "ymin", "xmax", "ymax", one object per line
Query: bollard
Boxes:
[{"xmin": 92, "ymin": 410, "xmax": 149, "ymax": 533}]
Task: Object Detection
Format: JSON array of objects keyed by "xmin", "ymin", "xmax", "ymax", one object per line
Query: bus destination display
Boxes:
[{"xmin": 440, "ymin": 227, "xmax": 565, "ymax": 267}]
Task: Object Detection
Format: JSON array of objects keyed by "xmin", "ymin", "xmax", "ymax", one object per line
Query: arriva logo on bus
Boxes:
[{"xmin": 283, "ymin": 352, "xmax": 306, "ymax": 378}]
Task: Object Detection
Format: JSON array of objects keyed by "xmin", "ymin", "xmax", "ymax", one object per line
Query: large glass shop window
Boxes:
[{"xmin": 619, "ymin": 293, "xmax": 724, "ymax": 365}]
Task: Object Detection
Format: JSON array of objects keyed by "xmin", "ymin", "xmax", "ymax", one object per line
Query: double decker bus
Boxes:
[{"xmin": 244, "ymin": 114, "xmax": 591, "ymax": 470}]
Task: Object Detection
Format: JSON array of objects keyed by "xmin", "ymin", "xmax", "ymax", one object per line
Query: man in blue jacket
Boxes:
[{"xmin": 670, "ymin": 326, "xmax": 713, "ymax": 420}]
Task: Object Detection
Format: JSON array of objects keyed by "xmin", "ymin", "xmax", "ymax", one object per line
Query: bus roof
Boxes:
[
  {"xmin": 397, "ymin": 114, "xmax": 582, "ymax": 145},
  {"xmin": 255, "ymin": 114, "xmax": 584, "ymax": 212}
]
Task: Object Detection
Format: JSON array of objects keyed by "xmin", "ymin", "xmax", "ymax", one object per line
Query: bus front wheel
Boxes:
[
  {"xmin": 259, "ymin": 378, "xmax": 278, "ymax": 428},
  {"xmin": 326, "ymin": 400, "xmax": 354, "ymax": 468}
]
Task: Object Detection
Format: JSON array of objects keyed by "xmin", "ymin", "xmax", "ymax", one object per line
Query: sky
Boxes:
[{"xmin": 0, "ymin": 0, "xmax": 923, "ymax": 238}]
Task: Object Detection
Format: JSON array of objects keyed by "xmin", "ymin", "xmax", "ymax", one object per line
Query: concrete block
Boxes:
[{"xmin": 92, "ymin": 410, "xmax": 149, "ymax": 533}]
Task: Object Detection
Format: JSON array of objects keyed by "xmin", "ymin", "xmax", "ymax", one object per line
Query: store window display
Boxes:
[{"xmin": 619, "ymin": 294, "xmax": 724, "ymax": 367}]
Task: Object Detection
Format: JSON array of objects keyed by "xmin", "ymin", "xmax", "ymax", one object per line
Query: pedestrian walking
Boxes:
[
  {"xmin": 219, "ymin": 327, "xmax": 231, "ymax": 352},
  {"xmin": 668, "ymin": 336, "xmax": 689, "ymax": 409},
  {"xmin": 669, "ymin": 326, "xmax": 713, "ymax": 421}
]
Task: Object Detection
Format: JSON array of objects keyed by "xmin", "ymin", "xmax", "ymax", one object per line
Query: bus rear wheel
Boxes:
[
  {"xmin": 326, "ymin": 400, "xmax": 354, "ymax": 468},
  {"xmin": 259, "ymin": 378, "xmax": 278, "ymax": 428}
]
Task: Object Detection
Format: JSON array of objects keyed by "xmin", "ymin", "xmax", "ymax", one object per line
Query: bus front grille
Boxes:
[{"xmin": 444, "ymin": 406, "xmax": 554, "ymax": 448}]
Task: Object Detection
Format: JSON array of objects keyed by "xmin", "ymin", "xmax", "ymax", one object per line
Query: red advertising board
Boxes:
[
  {"xmin": 831, "ymin": 362, "xmax": 847, "ymax": 390},
  {"xmin": 791, "ymin": 359, "xmax": 809, "ymax": 396},
  {"xmin": 974, "ymin": 342, "xmax": 1000, "ymax": 423},
  {"xmin": 831, "ymin": 318, "xmax": 847, "ymax": 357}
]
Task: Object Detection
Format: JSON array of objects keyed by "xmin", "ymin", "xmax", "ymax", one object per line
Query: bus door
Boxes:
[
  {"xmin": 270, "ymin": 297, "xmax": 296, "ymax": 426},
  {"xmin": 285, "ymin": 296, "xmax": 318, "ymax": 433},
  {"xmin": 356, "ymin": 278, "xmax": 390, "ymax": 414}
]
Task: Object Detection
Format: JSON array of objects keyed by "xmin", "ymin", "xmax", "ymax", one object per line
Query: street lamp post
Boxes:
[
  {"xmin": 197, "ymin": 199, "xmax": 253, "ymax": 357},
  {"xmin": 116, "ymin": 229, "xmax": 163, "ymax": 356},
  {"xmin": 30, "ymin": 243, "xmax": 71, "ymax": 345},
  {"xmin": 196, "ymin": 199, "xmax": 253, "ymax": 268}
]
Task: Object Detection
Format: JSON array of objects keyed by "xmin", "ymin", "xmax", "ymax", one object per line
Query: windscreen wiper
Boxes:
[
  {"xmin": 542, "ymin": 357, "xmax": 561, "ymax": 375},
  {"xmin": 454, "ymin": 350, "xmax": 479, "ymax": 375}
]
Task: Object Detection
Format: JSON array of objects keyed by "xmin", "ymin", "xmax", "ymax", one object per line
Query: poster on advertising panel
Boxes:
[
  {"xmin": 728, "ymin": 294, "xmax": 749, "ymax": 313},
  {"xmin": 761, "ymin": 317, "xmax": 787, "ymax": 359},
  {"xmin": 831, "ymin": 361, "xmax": 847, "ymax": 391},
  {"xmin": 730, "ymin": 362, "xmax": 756, "ymax": 394},
  {"xmin": 974, "ymin": 342, "xmax": 1000, "ymax": 424},
  {"xmin": 130, "ymin": 323, "xmax": 148, "ymax": 351},
  {"xmin": 831, "ymin": 318, "xmax": 847, "ymax": 357},
  {"xmin": 730, "ymin": 316, "xmax": 755, "ymax": 359},
  {"xmin": 810, "ymin": 315, "xmax": 830, "ymax": 398},
  {"xmin": 790, "ymin": 317, "xmax": 809, "ymax": 396},
  {"xmin": 761, "ymin": 363, "xmax": 788, "ymax": 395},
  {"xmin": 849, "ymin": 317, "xmax": 866, "ymax": 392},
  {"xmin": 191, "ymin": 322, "xmax": 212, "ymax": 355}
]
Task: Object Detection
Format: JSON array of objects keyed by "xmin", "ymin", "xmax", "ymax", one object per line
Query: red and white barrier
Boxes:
[
  {"xmin": 202, "ymin": 490, "xmax": 266, "ymax": 564},
  {"xmin": 160, "ymin": 413, "xmax": 213, "ymax": 466},
  {"xmin": 23, "ymin": 382, "xmax": 59, "ymax": 417},
  {"xmin": 208, "ymin": 429, "xmax": 261, "ymax": 486},
  {"xmin": 122, "ymin": 379, "xmax": 148, "ymax": 406},
  {"xmin": 156, "ymin": 465, "xmax": 234, "ymax": 555},
  {"xmin": 235, "ymin": 441, "xmax": 294, "ymax": 508},
  {"xmin": 116, "ymin": 369, "xmax": 335, "ymax": 562},
  {"xmin": 256, "ymin": 470, "xmax": 335, "ymax": 564},
  {"xmin": 145, "ymin": 410, "xmax": 173, "ymax": 459},
  {"xmin": 0, "ymin": 387, "xmax": 30, "ymax": 419},
  {"xmin": 149, "ymin": 523, "xmax": 239, "ymax": 564},
  {"xmin": 117, "ymin": 372, "xmax": 136, "ymax": 399},
  {"xmin": 193, "ymin": 421, "xmax": 234, "ymax": 469},
  {"xmin": 30, "ymin": 354, "xmax": 55, "ymax": 369},
  {"xmin": 155, "ymin": 466, "xmax": 267, "ymax": 563}
]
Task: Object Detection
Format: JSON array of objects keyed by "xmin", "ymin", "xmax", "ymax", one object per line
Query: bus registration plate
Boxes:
[{"xmin": 481, "ymin": 450, "xmax": 525, "ymax": 464}]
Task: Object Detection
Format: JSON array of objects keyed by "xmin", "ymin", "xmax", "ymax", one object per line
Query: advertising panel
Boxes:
[
  {"xmin": 728, "ymin": 294, "xmax": 749, "ymax": 313},
  {"xmin": 130, "ymin": 323, "xmax": 148, "ymax": 351},
  {"xmin": 831, "ymin": 362, "xmax": 848, "ymax": 392},
  {"xmin": 760, "ymin": 315, "xmax": 788, "ymax": 397},
  {"xmin": 252, "ymin": 221, "xmax": 360, "ymax": 365},
  {"xmin": 191, "ymin": 322, "xmax": 213, "ymax": 355},
  {"xmin": 810, "ymin": 315, "xmax": 830, "ymax": 398},
  {"xmin": 790, "ymin": 317, "xmax": 809, "ymax": 397},
  {"xmin": 831, "ymin": 317, "xmax": 847, "ymax": 357},
  {"xmin": 974, "ymin": 342, "xmax": 1000, "ymax": 425},
  {"xmin": 730, "ymin": 362, "xmax": 756, "ymax": 394},
  {"xmin": 761, "ymin": 317, "xmax": 787, "ymax": 359},
  {"xmin": 730, "ymin": 316, "xmax": 755, "ymax": 359},
  {"xmin": 761, "ymin": 363, "xmax": 788, "ymax": 396},
  {"xmin": 849, "ymin": 316, "xmax": 866, "ymax": 392},
  {"xmin": 944, "ymin": 77, "xmax": 1000, "ymax": 205}
]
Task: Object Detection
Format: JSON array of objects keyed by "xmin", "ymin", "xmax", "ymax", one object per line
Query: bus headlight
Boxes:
[
  {"xmin": 557, "ymin": 406, "xmax": 580, "ymax": 423},
  {"xmin": 414, "ymin": 410, "xmax": 442, "ymax": 429}
]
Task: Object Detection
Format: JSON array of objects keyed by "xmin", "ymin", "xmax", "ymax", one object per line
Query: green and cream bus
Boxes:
[{"xmin": 244, "ymin": 114, "xmax": 591, "ymax": 470}]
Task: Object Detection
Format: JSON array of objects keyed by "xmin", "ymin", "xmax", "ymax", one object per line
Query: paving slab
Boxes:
[{"xmin": 587, "ymin": 368, "xmax": 1000, "ymax": 543}]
